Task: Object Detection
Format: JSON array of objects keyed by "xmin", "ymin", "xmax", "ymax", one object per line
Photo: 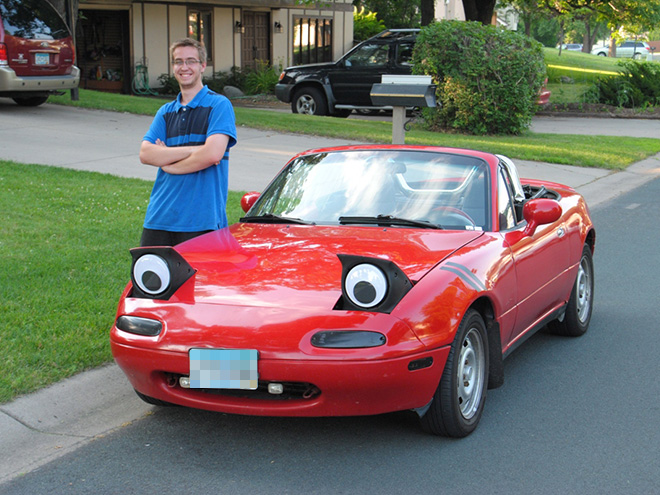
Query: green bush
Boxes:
[
  {"xmin": 412, "ymin": 21, "xmax": 547, "ymax": 135},
  {"xmin": 353, "ymin": 6, "xmax": 386, "ymax": 42},
  {"xmin": 156, "ymin": 63, "xmax": 278, "ymax": 96},
  {"xmin": 244, "ymin": 60, "xmax": 281, "ymax": 94},
  {"xmin": 585, "ymin": 60, "xmax": 660, "ymax": 108}
]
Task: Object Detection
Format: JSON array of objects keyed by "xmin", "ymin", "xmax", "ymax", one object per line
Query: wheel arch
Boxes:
[
  {"xmin": 470, "ymin": 296, "xmax": 504, "ymax": 389},
  {"xmin": 292, "ymin": 80, "xmax": 335, "ymax": 111}
]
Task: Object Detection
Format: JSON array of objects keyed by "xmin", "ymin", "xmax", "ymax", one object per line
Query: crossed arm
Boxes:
[{"xmin": 139, "ymin": 133, "xmax": 231, "ymax": 175}]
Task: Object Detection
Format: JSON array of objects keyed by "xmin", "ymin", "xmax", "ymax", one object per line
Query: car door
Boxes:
[
  {"xmin": 496, "ymin": 166, "xmax": 571, "ymax": 346},
  {"xmin": 328, "ymin": 41, "xmax": 391, "ymax": 106}
]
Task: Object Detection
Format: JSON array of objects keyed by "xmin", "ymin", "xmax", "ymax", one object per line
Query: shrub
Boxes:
[
  {"xmin": 156, "ymin": 73, "xmax": 179, "ymax": 95},
  {"xmin": 412, "ymin": 21, "xmax": 547, "ymax": 135},
  {"xmin": 584, "ymin": 60, "xmax": 660, "ymax": 108},
  {"xmin": 244, "ymin": 60, "xmax": 281, "ymax": 94},
  {"xmin": 353, "ymin": 6, "xmax": 386, "ymax": 42}
]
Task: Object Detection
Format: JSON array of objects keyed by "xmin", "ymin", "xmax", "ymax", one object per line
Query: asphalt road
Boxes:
[{"xmin": 2, "ymin": 176, "xmax": 659, "ymax": 495}]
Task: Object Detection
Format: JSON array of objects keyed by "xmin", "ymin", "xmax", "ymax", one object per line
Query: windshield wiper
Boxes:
[
  {"xmin": 338, "ymin": 215, "xmax": 442, "ymax": 229},
  {"xmin": 240, "ymin": 213, "xmax": 315, "ymax": 225}
]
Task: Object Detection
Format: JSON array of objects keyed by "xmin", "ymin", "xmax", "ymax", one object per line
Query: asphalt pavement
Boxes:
[{"xmin": 0, "ymin": 100, "xmax": 659, "ymax": 484}]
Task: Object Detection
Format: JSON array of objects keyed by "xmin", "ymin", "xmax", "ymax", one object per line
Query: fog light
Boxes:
[
  {"xmin": 268, "ymin": 383, "xmax": 284, "ymax": 395},
  {"xmin": 179, "ymin": 376, "xmax": 190, "ymax": 388}
]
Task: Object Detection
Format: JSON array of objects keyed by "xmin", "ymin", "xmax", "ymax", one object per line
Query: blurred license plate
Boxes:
[
  {"xmin": 189, "ymin": 348, "xmax": 258, "ymax": 390},
  {"xmin": 35, "ymin": 53, "xmax": 49, "ymax": 65}
]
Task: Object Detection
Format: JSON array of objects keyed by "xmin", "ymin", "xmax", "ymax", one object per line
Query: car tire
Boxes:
[
  {"xmin": 292, "ymin": 87, "xmax": 328, "ymax": 116},
  {"xmin": 420, "ymin": 309, "xmax": 489, "ymax": 437},
  {"xmin": 633, "ymin": 53, "xmax": 642, "ymax": 60},
  {"xmin": 135, "ymin": 389, "xmax": 177, "ymax": 407},
  {"xmin": 13, "ymin": 96, "xmax": 49, "ymax": 107},
  {"xmin": 597, "ymin": 52, "xmax": 607, "ymax": 57},
  {"xmin": 548, "ymin": 244, "xmax": 594, "ymax": 337}
]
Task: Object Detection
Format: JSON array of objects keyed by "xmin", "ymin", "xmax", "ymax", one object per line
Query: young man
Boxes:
[{"xmin": 139, "ymin": 38, "xmax": 237, "ymax": 246}]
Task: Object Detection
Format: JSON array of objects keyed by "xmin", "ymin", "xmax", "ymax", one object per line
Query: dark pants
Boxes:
[{"xmin": 140, "ymin": 228, "xmax": 212, "ymax": 247}]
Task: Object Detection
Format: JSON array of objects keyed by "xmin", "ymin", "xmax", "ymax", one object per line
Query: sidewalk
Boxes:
[{"xmin": 1, "ymin": 103, "xmax": 660, "ymax": 484}]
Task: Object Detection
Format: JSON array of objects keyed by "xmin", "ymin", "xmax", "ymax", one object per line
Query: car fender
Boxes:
[{"xmin": 391, "ymin": 233, "xmax": 516, "ymax": 353}]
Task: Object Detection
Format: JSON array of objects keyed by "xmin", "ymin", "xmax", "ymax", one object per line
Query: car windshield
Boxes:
[{"xmin": 244, "ymin": 150, "xmax": 491, "ymax": 230}]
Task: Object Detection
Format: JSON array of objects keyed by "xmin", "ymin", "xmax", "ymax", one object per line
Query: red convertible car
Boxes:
[{"xmin": 111, "ymin": 145, "xmax": 595, "ymax": 437}]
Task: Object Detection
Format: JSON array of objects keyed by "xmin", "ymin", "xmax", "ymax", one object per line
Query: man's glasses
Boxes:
[{"xmin": 172, "ymin": 58, "xmax": 201, "ymax": 67}]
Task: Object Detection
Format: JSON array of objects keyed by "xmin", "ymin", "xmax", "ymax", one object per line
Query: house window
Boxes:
[
  {"xmin": 188, "ymin": 9, "xmax": 212, "ymax": 60},
  {"xmin": 293, "ymin": 17, "xmax": 332, "ymax": 65}
]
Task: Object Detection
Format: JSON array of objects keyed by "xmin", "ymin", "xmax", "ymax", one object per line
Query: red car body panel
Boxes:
[{"xmin": 111, "ymin": 145, "xmax": 594, "ymax": 419}]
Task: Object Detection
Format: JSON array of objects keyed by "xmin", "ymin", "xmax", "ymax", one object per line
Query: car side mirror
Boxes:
[
  {"xmin": 241, "ymin": 191, "xmax": 261, "ymax": 213},
  {"xmin": 521, "ymin": 198, "xmax": 562, "ymax": 237}
]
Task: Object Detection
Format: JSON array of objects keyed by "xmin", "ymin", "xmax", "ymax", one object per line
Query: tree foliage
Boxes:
[{"xmin": 412, "ymin": 21, "xmax": 546, "ymax": 135}]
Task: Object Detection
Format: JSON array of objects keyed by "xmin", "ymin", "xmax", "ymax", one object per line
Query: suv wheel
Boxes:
[
  {"xmin": 13, "ymin": 96, "xmax": 49, "ymax": 107},
  {"xmin": 292, "ymin": 87, "xmax": 327, "ymax": 116}
]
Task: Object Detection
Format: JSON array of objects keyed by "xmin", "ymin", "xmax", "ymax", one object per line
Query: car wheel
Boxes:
[
  {"xmin": 633, "ymin": 53, "xmax": 642, "ymax": 60},
  {"xmin": 420, "ymin": 309, "xmax": 489, "ymax": 437},
  {"xmin": 597, "ymin": 52, "xmax": 607, "ymax": 57},
  {"xmin": 292, "ymin": 87, "xmax": 328, "ymax": 116},
  {"xmin": 135, "ymin": 389, "xmax": 177, "ymax": 407},
  {"xmin": 13, "ymin": 96, "xmax": 49, "ymax": 107},
  {"xmin": 548, "ymin": 244, "xmax": 594, "ymax": 337}
]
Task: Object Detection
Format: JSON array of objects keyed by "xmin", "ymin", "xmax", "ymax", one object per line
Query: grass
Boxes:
[
  {"xmin": 49, "ymin": 90, "xmax": 660, "ymax": 170},
  {"xmin": 0, "ymin": 161, "xmax": 245, "ymax": 403}
]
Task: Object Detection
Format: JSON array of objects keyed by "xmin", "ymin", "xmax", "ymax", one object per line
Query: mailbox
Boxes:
[
  {"xmin": 370, "ymin": 75, "xmax": 436, "ymax": 108},
  {"xmin": 370, "ymin": 75, "xmax": 437, "ymax": 144}
]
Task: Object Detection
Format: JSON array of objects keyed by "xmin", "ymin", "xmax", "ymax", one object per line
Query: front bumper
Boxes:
[
  {"xmin": 0, "ymin": 66, "xmax": 80, "ymax": 95},
  {"xmin": 275, "ymin": 83, "xmax": 294, "ymax": 103},
  {"xmin": 111, "ymin": 341, "xmax": 449, "ymax": 417}
]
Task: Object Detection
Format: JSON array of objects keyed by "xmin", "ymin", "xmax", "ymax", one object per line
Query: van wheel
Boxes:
[
  {"xmin": 13, "ymin": 96, "xmax": 49, "ymax": 107},
  {"xmin": 292, "ymin": 87, "xmax": 327, "ymax": 116}
]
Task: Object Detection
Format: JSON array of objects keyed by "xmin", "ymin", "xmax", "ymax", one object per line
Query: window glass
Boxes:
[
  {"xmin": 0, "ymin": 0, "xmax": 70, "ymax": 40},
  {"xmin": 188, "ymin": 9, "xmax": 212, "ymax": 60},
  {"xmin": 345, "ymin": 43, "xmax": 389, "ymax": 68},
  {"xmin": 498, "ymin": 170, "xmax": 516, "ymax": 230},
  {"xmin": 396, "ymin": 42, "xmax": 414, "ymax": 66},
  {"xmin": 293, "ymin": 17, "xmax": 332, "ymax": 65}
]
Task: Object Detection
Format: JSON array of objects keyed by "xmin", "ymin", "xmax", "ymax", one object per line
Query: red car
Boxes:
[
  {"xmin": 0, "ymin": 0, "xmax": 79, "ymax": 106},
  {"xmin": 111, "ymin": 145, "xmax": 595, "ymax": 437}
]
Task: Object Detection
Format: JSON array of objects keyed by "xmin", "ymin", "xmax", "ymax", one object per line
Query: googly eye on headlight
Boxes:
[
  {"xmin": 129, "ymin": 247, "xmax": 196, "ymax": 300},
  {"xmin": 133, "ymin": 254, "xmax": 171, "ymax": 295},
  {"xmin": 337, "ymin": 254, "xmax": 413, "ymax": 313},
  {"xmin": 345, "ymin": 264, "xmax": 387, "ymax": 308}
]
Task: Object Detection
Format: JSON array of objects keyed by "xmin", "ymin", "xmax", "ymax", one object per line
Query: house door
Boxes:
[{"xmin": 242, "ymin": 11, "xmax": 270, "ymax": 70}]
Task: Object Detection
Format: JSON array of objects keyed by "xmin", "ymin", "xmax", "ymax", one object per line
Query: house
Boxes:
[{"xmin": 75, "ymin": 0, "xmax": 354, "ymax": 93}]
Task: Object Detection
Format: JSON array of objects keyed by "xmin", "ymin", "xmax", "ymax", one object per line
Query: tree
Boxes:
[{"xmin": 352, "ymin": 1, "xmax": 421, "ymax": 28}]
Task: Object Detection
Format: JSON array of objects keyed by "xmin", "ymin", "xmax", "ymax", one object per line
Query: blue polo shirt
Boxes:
[{"xmin": 142, "ymin": 86, "xmax": 237, "ymax": 232}]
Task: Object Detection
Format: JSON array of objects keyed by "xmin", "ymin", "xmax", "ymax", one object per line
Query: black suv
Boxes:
[{"xmin": 275, "ymin": 29, "xmax": 419, "ymax": 117}]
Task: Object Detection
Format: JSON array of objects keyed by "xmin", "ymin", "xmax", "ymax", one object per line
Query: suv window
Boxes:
[
  {"xmin": 395, "ymin": 42, "xmax": 414, "ymax": 67},
  {"xmin": 345, "ymin": 43, "xmax": 389, "ymax": 68},
  {"xmin": 1, "ymin": 0, "xmax": 70, "ymax": 40}
]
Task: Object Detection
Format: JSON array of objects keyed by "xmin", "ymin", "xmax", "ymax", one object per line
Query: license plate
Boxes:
[
  {"xmin": 189, "ymin": 348, "xmax": 258, "ymax": 390},
  {"xmin": 35, "ymin": 53, "xmax": 49, "ymax": 65}
]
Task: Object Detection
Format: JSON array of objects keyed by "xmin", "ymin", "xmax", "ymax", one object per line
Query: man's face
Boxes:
[{"xmin": 172, "ymin": 45, "xmax": 206, "ymax": 90}]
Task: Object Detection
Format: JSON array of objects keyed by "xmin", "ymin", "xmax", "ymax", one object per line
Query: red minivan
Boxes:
[{"xmin": 0, "ymin": 0, "xmax": 80, "ymax": 106}]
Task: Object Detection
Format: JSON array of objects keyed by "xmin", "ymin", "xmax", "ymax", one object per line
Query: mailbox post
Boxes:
[{"xmin": 370, "ymin": 75, "xmax": 436, "ymax": 144}]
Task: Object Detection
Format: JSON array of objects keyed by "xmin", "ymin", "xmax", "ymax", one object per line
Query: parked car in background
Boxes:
[
  {"xmin": 276, "ymin": 29, "xmax": 419, "ymax": 117},
  {"xmin": 591, "ymin": 41, "xmax": 651, "ymax": 59},
  {"xmin": 559, "ymin": 43, "xmax": 583, "ymax": 52},
  {"xmin": 0, "ymin": 0, "xmax": 80, "ymax": 106}
]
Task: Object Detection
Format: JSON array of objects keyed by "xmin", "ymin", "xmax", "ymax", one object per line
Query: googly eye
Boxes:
[
  {"xmin": 133, "ymin": 254, "xmax": 171, "ymax": 296},
  {"xmin": 345, "ymin": 263, "xmax": 388, "ymax": 308}
]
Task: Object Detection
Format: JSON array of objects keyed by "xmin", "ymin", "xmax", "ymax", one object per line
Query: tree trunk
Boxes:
[
  {"xmin": 420, "ymin": 0, "xmax": 435, "ymax": 26},
  {"xmin": 462, "ymin": 0, "xmax": 497, "ymax": 24}
]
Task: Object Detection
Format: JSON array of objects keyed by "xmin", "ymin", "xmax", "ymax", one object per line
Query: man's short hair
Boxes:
[{"xmin": 170, "ymin": 38, "xmax": 207, "ymax": 62}]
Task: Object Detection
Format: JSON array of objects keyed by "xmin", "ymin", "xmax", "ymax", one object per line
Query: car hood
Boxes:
[{"xmin": 173, "ymin": 224, "xmax": 483, "ymax": 308}]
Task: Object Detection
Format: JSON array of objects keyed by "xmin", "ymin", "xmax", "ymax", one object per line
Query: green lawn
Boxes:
[
  {"xmin": 0, "ymin": 161, "xmax": 245, "ymax": 403},
  {"xmin": 49, "ymin": 89, "xmax": 660, "ymax": 170}
]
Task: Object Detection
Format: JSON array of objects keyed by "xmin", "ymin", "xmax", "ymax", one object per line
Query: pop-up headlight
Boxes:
[{"xmin": 129, "ymin": 247, "xmax": 196, "ymax": 300}]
